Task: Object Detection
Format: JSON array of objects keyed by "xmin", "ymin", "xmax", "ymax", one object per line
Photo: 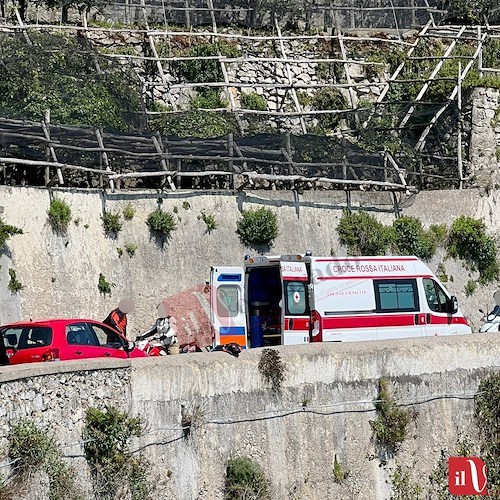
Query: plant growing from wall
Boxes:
[
  {"xmin": 8, "ymin": 268, "xmax": 23, "ymax": 293},
  {"xmin": 198, "ymin": 210, "xmax": 218, "ymax": 234},
  {"xmin": 391, "ymin": 216, "xmax": 436, "ymax": 261},
  {"xmin": 446, "ymin": 216, "xmax": 499, "ymax": 284},
  {"xmin": 464, "ymin": 279, "xmax": 477, "ymax": 297},
  {"xmin": 122, "ymin": 203, "xmax": 136, "ymax": 221},
  {"xmin": 98, "ymin": 273, "xmax": 113, "ymax": 295},
  {"xmin": 0, "ymin": 217, "xmax": 23, "ymax": 249},
  {"xmin": 125, "ymin": 243, "xmax": 138, "ymax": 257},
  {"xmin": 117, "ymin": 247, "xmax": 124, "ymax": 258},
  {"xmin": 370, "ymin": 377, "xmax": 410, "ymax": 453},
  {"xmin": 83, "ymin": 406, "xmax": 151, "ymax": 500},
  {"xmin": 180, "ymin": 402, "xmax": 206, "ymax": 439},
  {"xmin": 224, "ymin": 456, "xmax": 271, "ymax": 500},
  {"xmin": 8, "ymin": 419, "xmax": 80, "ymax": 500},
  {"xmin": 474, "ymin": 372, "xmax": 500, "ymax": 490},
  {"xmin": 240, "ymin": 92, "xmax": 267, "ymax": 111},
  {"xmin": 258, "ymin": 348, "xmax": 285, "ymax": 394},
  {"xmin": 47, "ymin": 198, "xmax": 72, "ymax": 234},
  {"xmin": 333, "ymin": 456, "xmax": 349, "ymax": 483},
  {"xmin": 236, "ymin": 207, "xmax": 279, "ymax": 248},
  {"xmin": 390, "ymin": 465, "xmax": 423, "ymax": 500},
  {"xmin": 337, "ymin": 210, "xmax": 392, "ymax": 256},
  {"xmin": 146, "ymin": 209, "xmax": 177, "ymax": 239},
  {"xmin": 101, "ymin": 211, "xmax": 123, "ymax": 237}
]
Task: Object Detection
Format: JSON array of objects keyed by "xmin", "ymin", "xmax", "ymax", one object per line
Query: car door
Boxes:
[
  {"xmin": 4, "ymin": 326, "xmax": 54, "ymax": 364},
  {"xmin": 65, "ymin": 322, "xmax": 128, "ymax": 360}
]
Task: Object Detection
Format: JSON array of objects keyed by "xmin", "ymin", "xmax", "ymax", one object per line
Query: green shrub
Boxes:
[
  {"xmin": 236, "ymin": 207, "xmax": 279, "ymax": 248},
  {"xmin": 224, "ymin": 456, "xmax": 271, "ymax": 500},
  {"xmin": 446, "ymin": 216, "xmax": 499, "ymax": 284},
  {"xmin": 428, "ymin": 224, "xmax": 448, "ymax": 246},
  {"xmin": 370, "ymin": 377, "xmax": 410, "ymax": 452},
  {"xmin": 337, "ymin": 210, "xmax": 392, "ymax": 256},
  {"xmin": 8, "ymin": 269, "xmax": 23, "ymax": 293},
  {"xmin": 0, "ymin": 217, "xmax": 23, "ymax": 248},
  {"xmin": 474, "ymin": 372, "xmax": 500, "ymax": 490},
  {"xmin": 101, "ymin": 211, "xmax": 123, "ymax": 236},
  {"xmin": 240, "ymin": 92, "xmax": 267, "ymax": 111},
  {"xmin": 465, "ymin": 279, "xmax": 477, "ymax": 297},
  {"xmin": 9, "ymin": 419, "xmax": 80, "ymax": 499},
  {"xmin": 311, "ymin": 87, "xmax": 348, "ymax": 131},
  {"xmin": 392, "ymin": 216, "xmax": 436, "ymax": 260},
  {"xmin": 191, "ymin": 89, "xmax": 228, "ymax": 110},
  {"xmin": 146, "ymin": 209, "xmax": 177, "ymax": 238},
  {"xmin": 83, "ymin": 406, "xmax": 150, "ymax": 500},
  {"xmin": 390, "ymin": 465, "xmax": 423, "ymax": 500},
  {"xmin": 174, "ymin": 42, "xmax": 241, "ymax": 84},
  {"xmin": 198, "ymin": 210, "xmax": 218, "ymax": 234},
  {"xmin": 122, "ymin": 203, "xmax": 136, "ymax": 220},
  {"xmin": 149, "ymin": 110, "xmax": 239, "ymax": 139},
  {"xmin": 258, "ymin": 348, "xmax": 285, "ymax": 394},
  {"xmin": 98, "ymin": 273, "xmax": 113, "ymax": 295},
  {"xmin": 47, "ymin": 198, "xmax": 72, "ymax": 234},
  {"xmin": 125, "ymin": 242, "xmax": 138, "ymax": 256}
]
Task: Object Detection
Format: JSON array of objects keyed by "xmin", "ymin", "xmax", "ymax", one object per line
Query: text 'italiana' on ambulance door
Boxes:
[
  {"xmin": 209, "ymin": 266, "xmax": 247, "ymax": 348},
  {"xmin": 280, "ymin": 261, "xmax": 310, "ymax": 345}
]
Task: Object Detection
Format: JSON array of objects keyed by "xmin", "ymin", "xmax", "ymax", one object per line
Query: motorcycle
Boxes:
[
  {"xmin": 479, "ymin": 290, "xmax": 500, "ymax": 333},
  {"xmin": 135, "ymin": 335, "xmax": 169, "ymax": 356}
]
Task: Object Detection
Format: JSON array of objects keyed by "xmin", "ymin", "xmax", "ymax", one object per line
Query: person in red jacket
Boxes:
[{"xmin": 103, "ymin": 298, "xmax": 135, "ymax": 338}]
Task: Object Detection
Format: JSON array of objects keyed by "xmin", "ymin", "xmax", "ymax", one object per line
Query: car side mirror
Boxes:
[
  {"xmin": 448, "ymin": 296, "xmax": 458, "ymax": 314},
  {"xmin": 125, "ymin": 340, "xmax": 135, "ymax": 352}
]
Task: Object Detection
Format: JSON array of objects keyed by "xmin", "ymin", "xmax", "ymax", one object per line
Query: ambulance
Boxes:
[{"xmin": 209, "ymin": 253, "xmax": 471, "ymax": 348}]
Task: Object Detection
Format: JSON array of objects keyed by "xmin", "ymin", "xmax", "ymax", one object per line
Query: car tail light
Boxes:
[
  {"xmin": 42, "ymin": 348, "xmax": 60, "ymax": 362},
  {"xmin": 311, "ymin": 310, "xmax": 322, "ymax": 342}
]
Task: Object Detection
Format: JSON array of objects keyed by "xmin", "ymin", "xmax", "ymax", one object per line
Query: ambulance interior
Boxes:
[{"xmin": 246, "ymin": 265, "xmax": 282, "ymax": 347}]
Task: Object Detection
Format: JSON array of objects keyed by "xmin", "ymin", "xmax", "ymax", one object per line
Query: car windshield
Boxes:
[{"xmin": 2, "ymin": 326, "xmax": 53, "ymax": 349}]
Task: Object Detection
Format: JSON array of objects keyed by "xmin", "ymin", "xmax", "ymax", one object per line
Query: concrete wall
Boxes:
[
  {"xmin": 0, "ymin": 334, "xmax": 499, "ymax": 499},
  {"xmin": 1, "ymin": 186, "xmax": 500, "ymax": 342}
]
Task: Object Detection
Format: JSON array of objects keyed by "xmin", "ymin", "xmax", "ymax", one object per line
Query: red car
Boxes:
[{"xmin": 0, "ymin": 319, "xmax": 147, "ymax": 364}]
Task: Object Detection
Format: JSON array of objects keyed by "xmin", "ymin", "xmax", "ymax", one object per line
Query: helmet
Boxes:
[{"xmin": 224, "ymin": 342, "xmax": 242, "ymax": 357}]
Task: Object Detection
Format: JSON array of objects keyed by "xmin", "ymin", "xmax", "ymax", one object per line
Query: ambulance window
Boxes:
[
  {"xmin": 423, "ymin": 278, "xmax": 448, "ymax": 313},
  {"xmin": 374, "ymin": 279, "xmax": 418, "ymax": 312},
  {"xmin": 285, "ymin": 281, "xmax": 307, "ymax": 315},
  {"xmin": 216, "ymin": 286, "xmax": 239, "ymax": 317}
]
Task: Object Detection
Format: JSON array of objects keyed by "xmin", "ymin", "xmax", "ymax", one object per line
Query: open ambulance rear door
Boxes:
[
  {"xmin": 280, "ymin": 260, "xmax": 310, "ymax": 345},
  {"xmin": 210, "ymin": 266, "xmax": 247, "ymax": 348}
]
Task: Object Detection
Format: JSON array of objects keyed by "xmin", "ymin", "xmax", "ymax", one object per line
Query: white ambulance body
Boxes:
[{"xmin": 210, "ymin": 254, "xmax": 471, "ymax": 349}]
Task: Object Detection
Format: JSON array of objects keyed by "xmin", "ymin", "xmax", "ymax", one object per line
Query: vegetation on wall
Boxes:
[
  {"xmin": 198, "ymin": 210, "xmax": 218, "ymax": 234},
  {"xmin": 98, "ymin": 273, "xmax": 114, "ymax": 295},
  {"xmin": 83, "ymin": 406, "xmax": 151, "ymax": 500},
  {"xmin": 8, "ymin": 419, "xmax": 80, "ymax": 500},
  {"xmin": 146, "ymin": 208, "xmax": 177, "ymax": 239},
  {"xmin": 258, "ymin": 348, "xmax": 285, "ymax": 394},
  {"xmin": 224, "ymin": 456, "xmax": 271, "ymax": 500},
  {"xmin": 236, "ymin": 207, "xmax": 279, "ymax": 248},
  {"xmin": 336, "ymin": 210, "xmax": 391, "ymax": 256},
  {"xmin": 101, "ymin": 211, "xmax": 123, "ymax": 237},
  {"xmin": 0, "ymin": 32, "xmax": 142, "ymax": 132},
  {"xmin": 391, "ymin": 216, "xmax": 437, "ymax": 261},
  {"xmin": 311, "ymin": 87, "xmax": 348, "ymax": 132},
  {"xmin": 370, "ymin": 377, "xmax": 410, "ymax": 453},
  {"xmin": 446, "ymin": 216, "xmax": 499, "ymax": 284},
  {"xmin": 8, "ymin": 268, "xmax": 24, "ymax": 293},
  {"xmin": 0, "ymin": 217, "xmax": 23, "ymax": 249},
  {"xmin": 474, "ymin": 372, "xmax": 500, "ymax": 491},
  {"xmin": 47, "ymin": 198, "xmax": 72, "ymax": 234},
  {"xmin": 240, "ymin": 92, "xmax": 267, "ymax": 111}
]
